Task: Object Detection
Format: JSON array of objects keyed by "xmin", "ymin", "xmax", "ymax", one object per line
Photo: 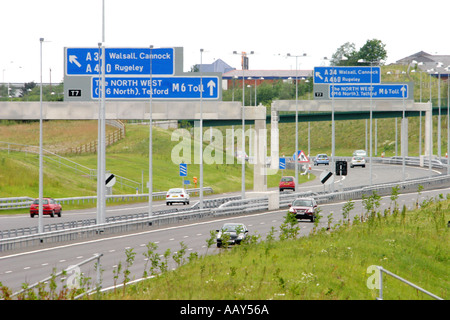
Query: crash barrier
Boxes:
[
  {"xmin": 0, "ymin": 192, "xmax": 236, "ymax": 240},
  {"xmin": 0, "ymin": 187, "xmax": 214, "ymax": 210},
  {"xmin": 1, "ymin": 174, "xmax": 449, "ymax": 252},
  {"xmin": 286, "ymin": 155, "xmax": 447, "ymax": 171}
]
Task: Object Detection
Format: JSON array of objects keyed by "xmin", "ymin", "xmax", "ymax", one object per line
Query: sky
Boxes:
[{"xmin": 1, "ymin": 0, "xmax": 449, "ymax": 84}]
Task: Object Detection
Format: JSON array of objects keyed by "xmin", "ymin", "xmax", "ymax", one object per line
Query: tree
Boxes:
[
  {"xmin": 331, "ymin": 39, "xmax": 387, "ymax": 66},
  {"xmin": 20, "ymin": 82, "xmax": 37, "ymax": 97},
  {"xmin": 331, "ymin": 42, "xmax": 358, "ymax": 66},
  {"xmin": 357, "ymin": 39, "xmax": 387, "ymax": 65}
]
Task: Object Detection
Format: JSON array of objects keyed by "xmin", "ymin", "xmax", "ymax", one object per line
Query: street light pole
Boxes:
[
  {"xmin": 199, "ymin": 48, "xmax": 204, "ymax": 209},
  {"xmin": 149, "ymin": 45, "xmax": 153, "ymax": 216},
  {"xmin": 358, "ymin": 58, "xmax": 375, "ymax": 186},
  {"xmin": 233, "ymin": 50, "xmax": 253, "ymax": 200},
  {"xmin": 286, "ymin": 53, "xmax": 306, "ymax": 191},
  {"xmin": 38, "ymin": 37, "xmax": 44, "ymax": 234}
]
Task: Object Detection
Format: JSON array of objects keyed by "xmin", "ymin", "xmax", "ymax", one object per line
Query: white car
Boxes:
[
  {"xmin": 235, "ymin": 150, "xmax": 249, "ymax": 163},
  {"xmin": 350, "ymin": 156, "xmax": 366, "ymax": 168},
  {"xmin": 353, "ymin": 149, "xmax": 367, "ymax": 157},
  {"xmin": 166, "ymin": 188, "xmax": 190, "ymax": 205}
]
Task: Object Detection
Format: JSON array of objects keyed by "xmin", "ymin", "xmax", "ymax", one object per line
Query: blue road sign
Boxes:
[
  {"xmin": 330, "ymin": 84, "xmax": 408, "ymax": 99},
  {"xmin": 279, "ymin": 158, "xmax": 286, "ymax": 170},
  {"xmin": 179, "ymin": 163, "xmax": 187, "ymax": 177},
  {"xmin": 66, "ymin": 47, "xmax": 174, "ymax": 76},
  {"xmin": 92, "ymin": 76, "xmax": 219, "ymax": 100},
  {"xmin": 314, "ymin": 66, "xmax": 381, "ymax": 84}
]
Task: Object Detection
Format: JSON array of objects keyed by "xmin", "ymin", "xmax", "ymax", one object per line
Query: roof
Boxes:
[
  {"xmin": 396, "ymin": 51, "xmax": 450, "ymax": 75},
  {"xmin": 199, "ymin": 59, "xmax": 234, "ymax": 73},
  {"xmin": 222, "ymin": 69, "xmax": 313, "ymax": 80}
]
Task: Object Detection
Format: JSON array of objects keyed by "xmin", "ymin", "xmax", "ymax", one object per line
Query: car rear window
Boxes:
[{"xmin": 281, "ymin": 177, "xmax": 293, "ymax": 182}]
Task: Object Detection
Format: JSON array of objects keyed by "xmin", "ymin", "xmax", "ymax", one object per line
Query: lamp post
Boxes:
[
  {"xmin": 447, "ymin": 66, "xmax": 450, "ymax": 175},
  {"xmin": 97, "ymin": 0, "xmax": 107, "ymax": 225},
  {"xmin": 286, "ymin": 53, "xmax": 307, "ymax": 191},
  {"xmin": 199, "ymin": 48, "xmax": 204, "ymax": 209},
  {"xmin": 233, "ymin": 50, "xmax": 254, "ymax": 200},
  {"xmin": 428, "ymin": 69, "xmax": 434, "ymax": 177},
  {"xmin": 148, "ymin": 45, "xmax": 154, "ymax": 216},
  {"xmin": 358, "ymin": 58, "xmax": 375, "ymax": 186},
  {"xmin": 412, "ymin": 61, "xmax": 424, "ymax": 156},
  {"xmin": 329, "ymin": 55, "xmax": 348, "ymax": 191},
  {"xmin": 436, "ymin": 62, "xmax": 443, "ymax": 161},
  {"xmin": 38, "ymin": 37, "xmax": 44, "ymax": 234}
]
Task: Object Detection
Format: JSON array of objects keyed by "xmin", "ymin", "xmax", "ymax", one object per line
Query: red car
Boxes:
[
  {"xmin": 30, "ymin": 198, "xmax": 62, "ymax": 218},
  {"xmin": 279, "ymin": 176, "xmax": 296, "ymax": 192}
]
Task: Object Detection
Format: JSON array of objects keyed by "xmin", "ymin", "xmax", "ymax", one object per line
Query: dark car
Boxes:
[
  {"xmin": 216, "ymin": 223, "xmax": 248, "ymax": 247},
  {"xmin": 30, "ymin": 197, "xmax": 62, "ymax": 218},
  {"xmin": 288, "ymin": 197, "xmax": 318, "ymax": 222}
]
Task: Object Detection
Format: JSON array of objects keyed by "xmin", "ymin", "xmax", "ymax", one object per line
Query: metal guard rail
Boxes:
[
  {"xmin": 0, "ymin": 193, "xmax": 238, "ymax": 240},
  {"xmin": 375, "ymin": 266, "xmax": 443, "ymax": 300},
  {"xmin": 1, "ymin": 174, "xmax": 450, "ymax": 252},
  {"xmin": 0, "ymin": 187, "xmax": 214, "ymax": 210}
]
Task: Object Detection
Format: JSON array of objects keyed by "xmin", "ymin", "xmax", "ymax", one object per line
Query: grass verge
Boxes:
[{"xmin": 98, "ymin": 196, "xmax": 449, "ymax": 300}]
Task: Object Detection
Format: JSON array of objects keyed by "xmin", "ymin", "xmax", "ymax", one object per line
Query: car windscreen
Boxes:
[
  {"xmin": 293, "ymin": 199, "xmax": 313, "ymax": 207},
  {"xmin": 222, "ymin": 224, "xmax": 243, "ymax": 232}
]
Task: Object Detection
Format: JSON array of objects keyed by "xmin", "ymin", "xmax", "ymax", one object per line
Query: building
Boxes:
[
  {"xmin": 396, "ymin": 51, "xmax": 450, "ymax": 79},
  {"xmin": 198, "ymin": 59, "xmax": 234, "ymax": 74}
]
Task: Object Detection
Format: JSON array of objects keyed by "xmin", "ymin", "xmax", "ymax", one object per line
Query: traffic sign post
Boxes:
[
  {"xmin": 179, "ymin": 163, "xmax": 187, "ymax": 177},
  {"xmin": 279, "ymin": 157, "xmax": 286, "ymax": 170},
  {"xmin": 91, "ymin": 76, "xmax": 219, "ymax": 100},
  {"xmin": 180, "ymin": 163, "xmax": 187, "ymax": 189},
  {"xmin": 313, "ymin": 82, "xmax": 412, "ymax": 100},
  {"xmin": 105, "ymin": 173, "xmax": 116, "ymax": 187},
  {"xmin": 66, "ymin": 47, "xmax": 175, "ymax": 76},
  {"xmin": 294, "ymin": 150, "xmax": 309, "ymax": 163},
  {"xmin": 64, "ymin": 46, "xmax": 222, "ymax": 101},
  {"xmin": 329, "ymin": 83, "xmax": 408, "ymax": 99},
  {"xmin": 314, "ymin": 66, "xmax": 381, "ymax": 84}
]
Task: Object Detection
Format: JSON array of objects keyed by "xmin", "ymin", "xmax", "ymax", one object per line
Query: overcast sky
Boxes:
[{"xmin": 1, "ymin": 0, "xmax": 449, "ymax": 84}]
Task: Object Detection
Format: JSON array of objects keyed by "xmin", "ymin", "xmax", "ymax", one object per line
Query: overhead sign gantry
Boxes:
[
  {"xmin": 64, "ymin": 46, "xmax": 221, "ymax": 101},
  {"xmin": 313, "ymin": 65, "xmax": 412, "ymax": 100}
]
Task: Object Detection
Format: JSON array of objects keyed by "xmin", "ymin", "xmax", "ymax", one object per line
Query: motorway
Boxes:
[{"xmin": 0, "ymin": 163, "xmax": 448, "ymax": 295}]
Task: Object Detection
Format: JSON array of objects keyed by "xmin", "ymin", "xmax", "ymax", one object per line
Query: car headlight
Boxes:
[{"xmin": 237, "ymin": 234, "xmax": 245, "ymax": 239}]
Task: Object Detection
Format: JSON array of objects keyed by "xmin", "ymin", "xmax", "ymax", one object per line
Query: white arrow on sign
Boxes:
[
  {"xmin": 69, "ymin": 55, "xmax": 81, "ymax": 68},
  {"xmin": 401, "ymin": 85, "xmax": 407, "ymax": 97},
  {"xmin": 207, "ymin": 80, "xmax": 216, "ymax": 96},
  {"xmin": 315, "ymin": 72, "xmax": 323, "ymax": 80}
]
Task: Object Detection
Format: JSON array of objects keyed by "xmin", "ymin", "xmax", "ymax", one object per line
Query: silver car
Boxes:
[
  {"xmin": 288, "ymin": 197, "xmax": 318, "ymax": 222},
  {"xmin": 216, "ymin": 223, "xmax": 248, "ymax": 247},
  {"xmin": 350, "ymin": 156, "xmax": 366, "ymax": 168},
  {"xmin": 352, "ymin": 149, "xmax": 367, "ymax": 157},
  {"xmin": 166, "ymin": 188, "xmax": 190, "ymax": 205}
]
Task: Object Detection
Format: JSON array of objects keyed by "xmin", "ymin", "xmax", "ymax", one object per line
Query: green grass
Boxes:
[
  {"xmin": 0, "ymin": 123, "xmax": 314, "ymax": 213},
  {"xmin": 102, "ymin": 197, "xmax": 449, "ymax": 300}
]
